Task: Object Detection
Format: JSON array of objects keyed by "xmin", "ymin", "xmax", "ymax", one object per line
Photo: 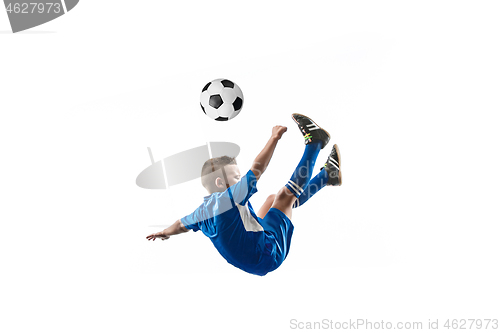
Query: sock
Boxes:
[
  {"xmin": 285, "ymin": 141, "xmax": 322, "ymax": 198},
  {"xmin": 292, "ymin": 168, "xmax": 329, "ymax": 208}
]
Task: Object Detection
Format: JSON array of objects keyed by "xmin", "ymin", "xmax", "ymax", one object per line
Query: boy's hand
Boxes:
[
  {"xmin": 146, "ymin": 231, "xmax": 170, "ymax": 241},
  {"xmin": 272, "ymin": 126, "xmax": 287, "ymax": 140}
]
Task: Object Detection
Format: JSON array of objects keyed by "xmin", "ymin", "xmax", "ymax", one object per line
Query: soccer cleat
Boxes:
[
  {"xmin": 321, "ymin": 144, "xmax": 342, "ymax": 186},
  {"xmin": 291, "ymin": 113, "xmax": 330, "ymax": 149}
]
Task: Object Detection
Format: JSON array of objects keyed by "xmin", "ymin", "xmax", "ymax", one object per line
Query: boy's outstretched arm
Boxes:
[
  {"xmin": 251, "ymin": 125, "xmax": 287, "ymax": 181},
  {"xmin": 146, "ymin": 219, "xmax": 189, "ymax": 241}
]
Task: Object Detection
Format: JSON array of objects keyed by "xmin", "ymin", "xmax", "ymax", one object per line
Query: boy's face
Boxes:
[{"xmin": 215, "ymin": 164, "xmax": 241, "ymax": 190}]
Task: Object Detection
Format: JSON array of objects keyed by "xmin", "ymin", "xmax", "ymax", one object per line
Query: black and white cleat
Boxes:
[{"xmin": 291, "ymin": 113, "xmax": 330, "ymax": 149}]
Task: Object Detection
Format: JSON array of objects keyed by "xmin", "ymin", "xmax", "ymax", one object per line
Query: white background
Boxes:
[{"xmin": 1, "ymin": 1, "xmax": 499, "ymax": 332}]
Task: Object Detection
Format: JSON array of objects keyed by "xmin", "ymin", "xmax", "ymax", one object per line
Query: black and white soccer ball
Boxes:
[{"xmin": 200, "ymin": 79, "xmax": 244, "ymax": 121}]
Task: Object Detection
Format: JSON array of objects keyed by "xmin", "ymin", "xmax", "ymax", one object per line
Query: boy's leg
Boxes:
[
  {"xmin": 257, "ymin": 194, "xmax": 276, "ymax": 218},
  {"xmin": 271, "ymin": 114, "xmax": 330, "ymax": 219},
  {"xmin": 292, "ymin": 169, "xmax": 328, "ymax": 208},
  {"xmin": 270, "ymin": 186, "xmax": 297, "ymax": 219},
  {"xmin": 292, "ymin": 144, "xmax": 342, "ymax": 208}
]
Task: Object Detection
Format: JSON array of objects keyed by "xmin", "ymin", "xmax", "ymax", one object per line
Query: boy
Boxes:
[{"xmin": 146, "ymin": 114, "xmax": 342, "ymax": 276}]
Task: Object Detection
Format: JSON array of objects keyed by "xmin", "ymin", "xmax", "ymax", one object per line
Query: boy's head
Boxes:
[{"xmin": 201, "ymin": 156, "xmax": 241, "ymax": 194}]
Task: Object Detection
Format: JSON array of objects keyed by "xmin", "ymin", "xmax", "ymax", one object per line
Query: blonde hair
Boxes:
[{"xmin": 201, "ymin": 156, "xmax": 237, "ymax": 193}]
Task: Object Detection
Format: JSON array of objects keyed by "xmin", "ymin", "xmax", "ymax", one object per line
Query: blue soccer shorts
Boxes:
[{"xmin": 259, "ymin": 208, "xmax": 295, "ymax": 273}]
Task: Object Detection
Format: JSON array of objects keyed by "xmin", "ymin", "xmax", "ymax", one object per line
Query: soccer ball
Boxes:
[{"xmin": 200, "ymin": 79, "xmax": 244, "ymax": 121}]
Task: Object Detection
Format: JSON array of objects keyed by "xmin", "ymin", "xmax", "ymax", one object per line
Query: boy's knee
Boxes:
[
  {"xmin": 266, "ymin": 194, "xmax": 276, "ymax": 203},
  {"xmin": 275, "ymin": 187, "xmax": 296, "ymax": 202}
]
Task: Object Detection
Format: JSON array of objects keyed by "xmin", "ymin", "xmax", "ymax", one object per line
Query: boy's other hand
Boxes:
[
  {"xmin": 272, "ymin": 126, "xmax": 287, "ymax": 140},
  {"xmin": 146, "ymin": 231, "xmax": 170, "ymax": 241}
]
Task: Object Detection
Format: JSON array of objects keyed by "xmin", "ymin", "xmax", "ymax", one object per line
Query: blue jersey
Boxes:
[{"xmin": 180, "ymin": 169, "xmax": 293, "ymax": 276}]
